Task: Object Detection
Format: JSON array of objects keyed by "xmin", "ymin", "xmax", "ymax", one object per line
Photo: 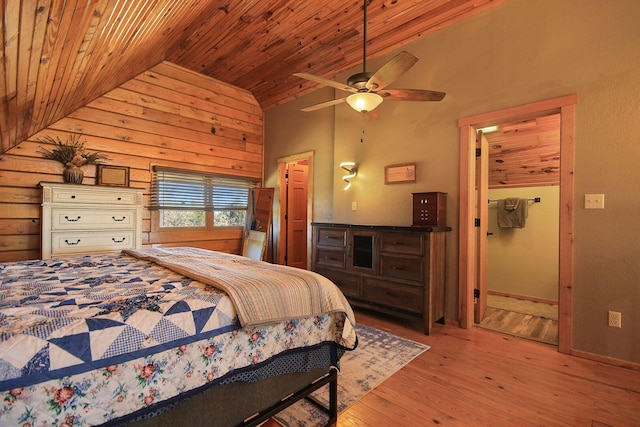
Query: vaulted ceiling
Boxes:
[{"xmin": 0, "ymin": 0, "xmax": 505, "ymax": 155}]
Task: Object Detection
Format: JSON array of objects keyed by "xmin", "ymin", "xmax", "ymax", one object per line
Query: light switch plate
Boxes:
[{"xmin": 584, "ymin": 194, "xmax": 605, "ymax": 209}]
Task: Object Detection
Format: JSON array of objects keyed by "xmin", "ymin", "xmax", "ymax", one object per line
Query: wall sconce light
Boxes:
[{"xmin": 340, "ymin": 162, "xmax": 358, "ymax": 190}]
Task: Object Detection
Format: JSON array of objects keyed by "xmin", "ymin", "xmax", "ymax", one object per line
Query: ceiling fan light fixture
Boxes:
[
  {"xmin": 346, "ymin": 92, "xmax": 383, "ymax": 113},
  {"xmin": 294, "ymin": 0, "xmax": 445, "ymax": 113}
]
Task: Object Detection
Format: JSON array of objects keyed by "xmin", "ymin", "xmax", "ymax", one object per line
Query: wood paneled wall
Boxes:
[{"xmin": 0, "ymin": 62, "xmax": 263, "ymax": 263}]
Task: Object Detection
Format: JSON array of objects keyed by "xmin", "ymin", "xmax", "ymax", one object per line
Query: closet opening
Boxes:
[
  {"xmin": 458, "ymin": 94, "xmax": 577, "ymax": 354},
  {"xmin": 475, "ymin": 114, "xmax": 561, "ymax": 346}
]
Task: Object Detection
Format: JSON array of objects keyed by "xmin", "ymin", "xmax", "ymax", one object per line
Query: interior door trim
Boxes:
[
  {"xmin": 475, "ymin": 131, "xmax": 489, "ymax": 324},
  {"xmin": 458, "ymin": 94, "xmax": 577, "ymax": 354},
  {"xmin": 276, "ymin": 151, "xmax": 315, "ymax": 268}
]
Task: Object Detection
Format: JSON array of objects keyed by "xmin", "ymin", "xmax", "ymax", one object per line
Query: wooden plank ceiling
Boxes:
[
  {"xmin": 484, "ymin": 114, "xmax": 560, "ymax": 188},
  {"xmin": 0, "ymin": 0, "xmax": 506, "ymax": 155}
]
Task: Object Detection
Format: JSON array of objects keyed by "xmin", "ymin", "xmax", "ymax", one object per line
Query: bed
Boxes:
[{"xmin": 0, "ymin": 247, "xmax": 357, "ymax": 426}]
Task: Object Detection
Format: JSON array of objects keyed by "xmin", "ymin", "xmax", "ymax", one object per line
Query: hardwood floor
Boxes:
[
  {"xmin": 332, "ymin": 309, "xmax": 640, "ymax": 427},
  {"xmin": 479, "ymin": 306, "xmax": 559, "ymax": 345}
]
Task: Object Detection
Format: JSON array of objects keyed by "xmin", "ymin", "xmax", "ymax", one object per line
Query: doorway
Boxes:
[
  {"xmin": 458, "ymin": 94, "xmax": 577, "ymax": 354},
  {"xmin": 475, "ymin": 115, "xmax": 561, "ymax": 345},
  {"xmin": 276, "ymin": 151, "xmax": 314, "ymax": 269}
]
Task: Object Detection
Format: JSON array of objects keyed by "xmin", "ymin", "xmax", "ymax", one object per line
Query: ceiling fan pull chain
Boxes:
[{"xmin": 360, "ymin": 115, "xmax": 365, "ymax": 143}]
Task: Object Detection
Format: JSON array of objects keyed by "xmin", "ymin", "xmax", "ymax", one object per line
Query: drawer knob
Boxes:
[
  {"xmin": 117, "ymin": 197, "xmax": 122, "ymax": 201},
  {"xmin": 64, "ymin": 216, "xmax": 81, "ymax": 222},
  {"xmin": 112, "ymin": 216, "xmax": 126, "ymax": 222},
  {"xmin": 64, "ymin": 239, "xmax": 81, "ymax": 246},
  {"xmin": 393, "ymin": 266, "xmax": 407, "ymax": 271},
  {"xmin": 112, "ymin": 237, "xmax": 126, "ymax": 243},
  {"xmin": 70, "ymin": 195, "xmax": 76, "ymax": 199},
  {"xmin": 393, "ymin": 241, "xmax": 408, "ymax": 246}
]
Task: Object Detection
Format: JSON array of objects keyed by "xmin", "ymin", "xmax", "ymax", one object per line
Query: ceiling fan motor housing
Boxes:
[{"xmin": 347, "ymin": 72, "xmax": 376, "ymax": 90}]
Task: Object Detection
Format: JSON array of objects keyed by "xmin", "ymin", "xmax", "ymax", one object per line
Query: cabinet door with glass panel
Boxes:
[{"xmin": 347, "ymin": 229, "xmax": 377, "ymax": 272}]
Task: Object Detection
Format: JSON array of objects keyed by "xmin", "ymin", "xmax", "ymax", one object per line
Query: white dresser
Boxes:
[{"xmin": 40, "ymin": 182, "xmax": 143, "ymax": 259}]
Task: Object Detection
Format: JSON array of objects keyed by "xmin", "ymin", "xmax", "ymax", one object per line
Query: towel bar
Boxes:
[{"xmin": 488, "ymin": 197, "xmax": 541, "ymax": 204}]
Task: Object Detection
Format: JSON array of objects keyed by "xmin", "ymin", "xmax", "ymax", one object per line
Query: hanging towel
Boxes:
[{"xmin": 497, "ymin": 198, "xmax": 528, "ymax": 228}]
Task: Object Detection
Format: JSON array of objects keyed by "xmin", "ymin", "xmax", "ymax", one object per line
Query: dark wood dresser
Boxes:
[{"xmin": 311, "ymin": 223, "xmax": 451, "ymax": 334}]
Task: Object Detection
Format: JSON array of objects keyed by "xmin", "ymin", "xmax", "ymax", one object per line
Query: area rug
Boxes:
[{"xmin": 273, "ymin": 323, "xmax": 429, "ymax": 427}]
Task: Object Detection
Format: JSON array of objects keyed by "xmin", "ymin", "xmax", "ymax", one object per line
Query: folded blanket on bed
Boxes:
[{"xmin": 123, "ymin": 247, "xmax": 356, "ymax": 338}]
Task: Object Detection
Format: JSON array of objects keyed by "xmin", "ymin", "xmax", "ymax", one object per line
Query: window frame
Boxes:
[{"xmin": 150, "ymin": 167, "xmax": 257, "ymax": 232}]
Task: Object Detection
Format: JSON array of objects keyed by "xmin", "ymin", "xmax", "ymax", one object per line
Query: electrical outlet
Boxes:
[
  {"xmin": 351, "ymin": 201, "xmax": 357, "ymax": 211},
  {"xmin": 608, "ymin": 311, "xmax": 622, "ymax": 328}
]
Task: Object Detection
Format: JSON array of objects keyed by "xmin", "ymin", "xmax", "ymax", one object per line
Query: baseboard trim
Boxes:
[
  {"xmin": 571, "ymin": 349, "xmax": 640, "ymax": 372},
  {"xmin": 445, "ymin": 318, "xmax": 460, "ymax": 327},
  {"xmin": 488, "ymin": 290, "xmax": 558, "ymax": 306}
]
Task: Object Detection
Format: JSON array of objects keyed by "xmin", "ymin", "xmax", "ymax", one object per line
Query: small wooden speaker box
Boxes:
[{"xmin": 413, "ymin": 192, "xmax": 447, "ymax": 226}]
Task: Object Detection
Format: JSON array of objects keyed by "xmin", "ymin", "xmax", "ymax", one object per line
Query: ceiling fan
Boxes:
[{"xmin": 294, "ymin": 0, "xmax": 446, "ymax": 113}]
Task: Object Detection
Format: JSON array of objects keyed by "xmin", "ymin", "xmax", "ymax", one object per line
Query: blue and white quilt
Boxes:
[{"xmin": 0, "ymin": 253, "xmax": 351, "ymax": 426}]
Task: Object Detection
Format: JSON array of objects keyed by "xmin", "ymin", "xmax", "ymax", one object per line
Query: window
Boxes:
[{"xmin": 151, "ymin": 167, "xmax": 256, "ymax": 229}]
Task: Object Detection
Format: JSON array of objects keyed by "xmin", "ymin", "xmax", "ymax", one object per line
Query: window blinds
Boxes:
[{"xmin": 151, "ymin": 167, "xmax": 256, "ymax": 211}]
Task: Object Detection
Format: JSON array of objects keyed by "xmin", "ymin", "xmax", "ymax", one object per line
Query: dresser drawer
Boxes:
[
  {"xmin": 316, "ymin": 228, "xmax": 347, "ymax": 248},
  {"xmin": 50, "ymin": 231, "xmax": 137, "ymax": 255},
  {"xmin": 315, "ymin": 268, "xmax": 361, "ymax": 298},
  {"xmin": 379, "ymin": 255, "xmax": 424, "ymax": 282},
  {"xmin": 363, "ymin": 277, "xmax": 422, "ymax": 313},
  {"xmin": 51, "ymin": 209, "xmax": 137, "ymax": 230},
  {"xmin": 380, "ymin": 231, "xmax": 424, "ymax": 255},
  {"xmin": 50, "ymin": 187, "xmax": 138, "ymax": 205},
  {"xmin": 315, "ymin": 248, "xmax": 346, "ymax": 269}
]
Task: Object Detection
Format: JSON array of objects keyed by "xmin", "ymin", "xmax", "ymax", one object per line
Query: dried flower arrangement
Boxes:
[{"xmin": 38, "ymin": 134, "xmax": 108, "ymax": 167}]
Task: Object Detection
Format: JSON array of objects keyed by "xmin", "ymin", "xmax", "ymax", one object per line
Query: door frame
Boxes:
[
  {"xmin": 458, "ymin": 94, "xmax": 577, "ymax": 354},
  {"xmin": 474, "ymin": 131, "xmax": 489, "ymax": 324},
  {"xmin": 276, "ymin": 150, "xmax": 315, "ymax": 268}
]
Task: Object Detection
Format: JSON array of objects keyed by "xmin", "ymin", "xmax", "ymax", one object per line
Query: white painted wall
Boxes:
[{"xmin": 487, "ymin": 186, "xmax": 560, "ymax": 301}]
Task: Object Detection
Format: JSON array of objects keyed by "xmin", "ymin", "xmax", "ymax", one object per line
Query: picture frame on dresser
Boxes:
[{"xmin": 97, "ymin": 164, "xmax": 130, "ymax": 187}]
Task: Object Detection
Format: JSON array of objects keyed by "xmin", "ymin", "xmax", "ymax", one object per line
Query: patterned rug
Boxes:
[{"xmin": 274, "ymin": 323, "xmax": 429, "ymax": 426}]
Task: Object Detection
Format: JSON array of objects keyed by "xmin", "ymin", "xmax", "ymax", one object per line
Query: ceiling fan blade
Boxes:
[
  {"xmin": 378, "ymin": 88, "xmax": 446, "ymax": 102},
  {"xmin": 294, "ymin": 73, "xmax": 355, "ymax": 93},
  {"xmin": 300, "ymin": 98, "xmax": 347, "ymax": 112},
  {"xmin": 365, "ymin": 51, "xmax": 419, "ymax": 91}
]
